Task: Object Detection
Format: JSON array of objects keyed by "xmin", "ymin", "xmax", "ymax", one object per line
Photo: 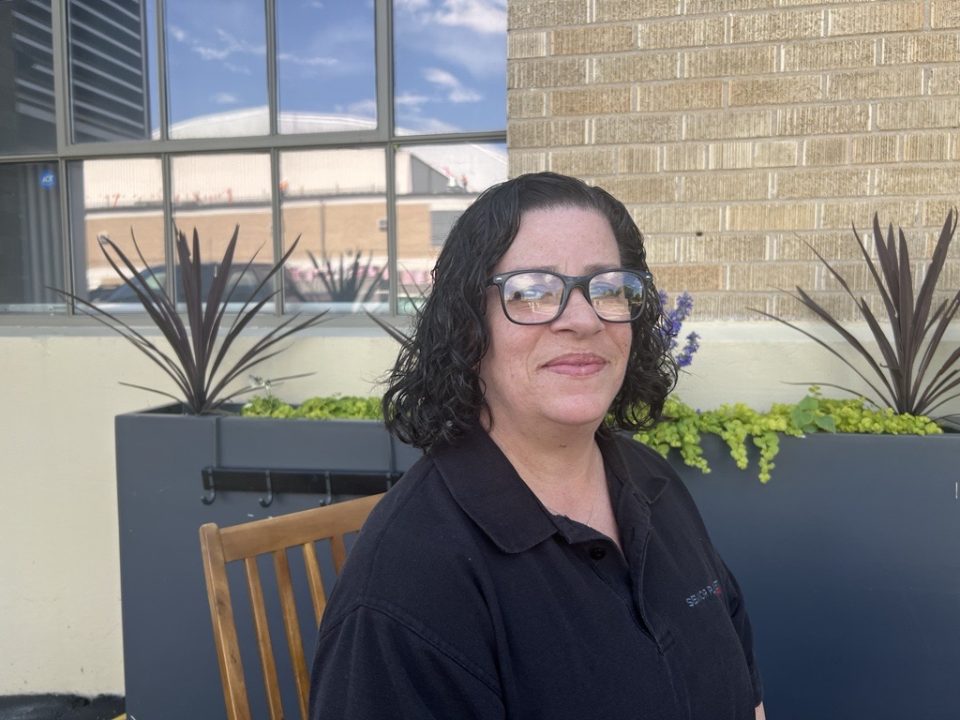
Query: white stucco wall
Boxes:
[{"xmin": 0, "ymin": 320, "xmax": 957, "ymax": 695}]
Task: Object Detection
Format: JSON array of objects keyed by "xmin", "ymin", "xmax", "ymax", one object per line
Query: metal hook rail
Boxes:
[{"xmin": 200, "ymin": 466, "xmax": 400, "ymax": 506}]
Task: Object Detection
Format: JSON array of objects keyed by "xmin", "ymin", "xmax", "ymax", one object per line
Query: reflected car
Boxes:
[{"xmin": 91, "ymin": 263, "xmax": 307, "ymax": 308}]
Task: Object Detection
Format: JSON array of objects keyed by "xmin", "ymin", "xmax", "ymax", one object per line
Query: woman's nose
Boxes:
[{"xmin": 553, "ymin": 287, "xmax": 603, "ymax": 331}]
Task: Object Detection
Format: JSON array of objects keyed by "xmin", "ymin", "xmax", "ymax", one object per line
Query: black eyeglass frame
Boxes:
[{"xmin": 486, "ymin": 268, "xmax": 654, "ymax": 325}]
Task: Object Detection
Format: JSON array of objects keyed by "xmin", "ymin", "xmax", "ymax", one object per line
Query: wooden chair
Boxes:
[{"xmin": 199, "ymin": 493, "xmax": 384, "ymax": 720}]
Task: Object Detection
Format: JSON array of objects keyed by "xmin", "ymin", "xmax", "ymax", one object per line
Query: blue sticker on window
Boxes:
[{"xmin": 40, "ymin": 170, "xmax": 56, "ymax": 190}]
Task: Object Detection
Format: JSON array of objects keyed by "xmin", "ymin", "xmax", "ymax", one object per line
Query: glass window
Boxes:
[
  {"xmin": 0, "ymin": 162, "xmax": 63, "ymax": 310},
  {"xmin": 171, "ymin": 152, "xmax": 274, "ymax": 307},
  {"xmin": 67, "ymin": 0, "xmax": 153, "ymax": 143},
  {"xmin": 0, "ymin": 0, "xmax": 57, "ymax": 154},
  {"xmin": 67, "ymin": 158, "xmax": 163, "ymax": 307},
  {"xmin": 279, "ymin": 148, "xmax": 387, "ymax": 314},
  {"xmin": 276, "ymin": 0, "xmax": 376, "ymax": 135},
  {"xmin": 395, "ymin": 142, "xmax": 507, "ymax": 307},
  {"xmin": 164, "ymin": 0, "xmax": 268, "ymax": 139},
  {"xmin": 393, "ymin": 0, "xmax": 506, "ymax": 136}
]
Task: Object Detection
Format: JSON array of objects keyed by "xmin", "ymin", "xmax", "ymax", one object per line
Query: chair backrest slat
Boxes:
[
  {"xmin": 302, "ymin": 542, "xmax": 327, "ymax": 624},
  {"xmin": 330, "ymin": 535, "xmax": 348, "ymax": 574},
  {"xmin": 199, "ymin": 493, "xmax": 384, "ymax": 720},
  {"xmin": 243, "ymin": 557, "xmax": 285, "ymax": 720},
  {"xmin": 273, "ymin": 548, "xmax": 311, "ymax": 720},
  {"xmin": 199, "ymin": 525, "xmax": 253, "ymax": 720}
]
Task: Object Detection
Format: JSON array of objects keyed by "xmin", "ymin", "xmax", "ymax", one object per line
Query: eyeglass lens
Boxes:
[{"xmin": 501, "ymin": 270, "xmax": 646, "ymax": 323}]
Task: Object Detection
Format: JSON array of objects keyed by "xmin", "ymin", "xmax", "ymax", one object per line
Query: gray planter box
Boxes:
[
  {"xmin": 674, "ymin": 433, "xmax": 960, "ymax": 720},
  {"xmin": 115, "ymin": 406, "xmax": 420, "ymax": 720}
]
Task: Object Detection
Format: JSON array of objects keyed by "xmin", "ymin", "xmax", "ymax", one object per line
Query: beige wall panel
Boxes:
[
  {"xmin": 683, "ymin": 46, "xmax": 778, "ymax": 78},
  {"xmin": 730, "ymin": 9, "xmax": 824, "ymax": 43},
  {"xmin": 827, "ymin": 2, "xmax": 924, "ymax": 36},
  {"xmin": 850, "ymin": 135, "xmax": 899, "ymax": 164},
  {"xmin": 775, "ymin": 168, "xmax": 871, "ymax": 199},
  {"xmin": 802, "ymin": 137, "xmax": 849, "ymax": 166},
  {"xmin": 932, "ymin": 0, "xmax": 960, "ymax": 28},
  {"xmin": 875, "ymin": 98, "xmax": 960, "ymax": 130},
  {"xmin": 506, "ymin": 0, "xmax": 958, "ymax": 324},
  {"xmin": 552, "ymin": 25, "xmax": 635, "ymax": 55},
  {"xmin": 637, "ymin": 17, "xmax": 725, "ymax": 49},
  {"xmin": 550, "ymin": 147, "xmax": 618, "ymax": 176},
  {"xmin": 783, "ymin": 38, "xmax": 876, "ymax": 72},
  {"xmin": 509, "ymin": 57, "xmax": 588, "ymax": 89},
  {"xmin": 508, "ymin": 0, "xmax": 588, "ymax": 29},
  {"xmin": 592, "ymin": 53, "xmax": 679, "ymax": 83},
  {"xmin": 826, "ymin": 67, "xmax": 923, "ymax": 101},
  {"xmin": 551, "ymin": 87, "xmax": 631, "ymax": 115},
  {"xmin": 729, "ymin": 75, "xmax": 824, "ymax": 107},
  {"xmin": 882, "ymin": 33, "xmax": 960, "ymax": 64},
  {"xmin": 635, "ymin": 80, "xmax": 723, "ymax": 112},
  {"xmin": 595, "ymin": 0, "xmax": 679, "ymax": 22}
]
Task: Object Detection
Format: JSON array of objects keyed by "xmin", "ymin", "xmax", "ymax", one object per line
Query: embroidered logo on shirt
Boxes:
[{"xmin": 685, "ymin": 579, "xmax": 723, "ymax": 608}]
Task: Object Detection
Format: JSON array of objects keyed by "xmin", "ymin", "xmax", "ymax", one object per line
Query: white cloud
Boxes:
[
  {"xmin": 278, "ymin": 52, "xmax": 339, "ymax": 68},
  {"xmin": 396, "ymin": 0, "xmax": 505, "ymax": 35},
  {"xmin": 189, "ymin": 27, "xmax": 265, "ymax": 62},
  {"xmin": 168, "ymin": 24, "xmax": 187, "ymax": 42},
  {"xmin": 423, "ymin": 67, "xmax": 482, "ymax": 103},
  {"xmin": 346, "ymin": 99, "xmax": 377, "ymax": 117},
  {"xmin": 223, "ymin": 61, "xmax": 252, "ymax": 75},
  {"xmin": 433, "ymin": 0, "xmax": 506, "ymax": 35},
  {"xmin": 213, "ymin": 92, "xmax": 238, "ymax": 105},
  {"xmin": 396, "ymin": 92, "xmax": 430, "ymax": 108}
]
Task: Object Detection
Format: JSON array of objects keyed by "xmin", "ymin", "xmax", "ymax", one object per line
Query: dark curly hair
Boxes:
[{"xmin": 382, "ymin": 171, "xmax": 678, "ymax": 450}]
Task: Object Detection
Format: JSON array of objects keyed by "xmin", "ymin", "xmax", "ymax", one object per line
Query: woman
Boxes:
[{"xmin": 309, "ymin": 172, "xmax": 764, "ymax": 719}]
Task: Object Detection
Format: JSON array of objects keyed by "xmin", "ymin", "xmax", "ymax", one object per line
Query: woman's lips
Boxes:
[{"xmin": 542, "ymin": 353, "xmax": 608, "ymax": 376}]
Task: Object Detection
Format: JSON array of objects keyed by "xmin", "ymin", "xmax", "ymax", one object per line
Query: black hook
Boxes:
[
  {"xmin": 320, "ymin": 471, "xmax": 333, "ymax": 507},
  {"xmin": 201, "ymin": 468, "xmax": 216, "ymax": 505},
  {"xmin": 259, "ymin": 471, "xmax": 274, "ymax": 508}
]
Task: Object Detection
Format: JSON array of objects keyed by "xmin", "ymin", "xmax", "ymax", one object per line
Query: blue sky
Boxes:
[{"xmin": 158, "ymin": 0, "xmax": 506, "ymax": 134}]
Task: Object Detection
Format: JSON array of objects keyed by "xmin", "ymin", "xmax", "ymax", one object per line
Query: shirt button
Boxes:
[{"xmin": 589, "ymin": 546, "xmax": 606, "ymax": 560}]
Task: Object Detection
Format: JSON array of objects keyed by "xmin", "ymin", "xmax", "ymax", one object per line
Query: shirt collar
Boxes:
[
  {"xmin": 430, "ymin": 425, "xmax": 557, "ymax": 554},
  {"xmin": 429, "ymin": 425, "xmax": 672, "ymax": 555}
]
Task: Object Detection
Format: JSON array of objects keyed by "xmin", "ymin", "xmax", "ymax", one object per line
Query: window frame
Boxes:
[{"xmin": 0, "ymin": 0, "xmax": 506, "ymax": 322}]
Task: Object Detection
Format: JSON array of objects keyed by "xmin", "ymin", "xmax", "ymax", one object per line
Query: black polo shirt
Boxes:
[{"xmin": 309, "ymin": 427, "xmax": 762, "ymax": 719}]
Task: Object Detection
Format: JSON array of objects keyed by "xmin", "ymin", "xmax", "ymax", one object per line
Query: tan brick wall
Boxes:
[{"xmin": 508, "ymin": 0, "xmax": 960, "ymax": 321}]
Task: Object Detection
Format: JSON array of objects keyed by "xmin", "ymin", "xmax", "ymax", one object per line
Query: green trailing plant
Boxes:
[
  {"xmin": 241, "ymin": 394, "xmax": 382, "ymax": 420},
  {"xmin": 308, "ymin": 249, "xmax": 386, "ymax": 303},
  {"xmin": 635, "ymin": 389, "xmax": 941, "ymax": 484},
  {"xmin": 52, "ymin": 226, "xmax": 328, "ymax": 414},
  {"xmin": 754, "ymin": 210, "xmax": 960, "ymax": 417}
]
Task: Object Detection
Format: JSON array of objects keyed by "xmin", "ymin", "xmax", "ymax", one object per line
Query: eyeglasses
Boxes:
[{"xmin": 487, "ymin": 268, "xmax": 652, "ymax": 325}]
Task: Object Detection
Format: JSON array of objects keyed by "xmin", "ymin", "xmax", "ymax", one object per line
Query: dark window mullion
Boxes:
[
  {"xmin": 155, "ymin": 0, "xmax": 169, "ymax": 141},
  {"xmin": 265, "ymin": 0, "xmax": 278, "ymax": 137}
]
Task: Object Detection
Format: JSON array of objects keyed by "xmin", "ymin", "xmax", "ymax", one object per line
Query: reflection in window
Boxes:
[
  {"xmin": 67, "ymin": 0, "xmax": 152, "ymax": 143},
  {"xmin": 277, "ymin": 1, "xmax": 376, "ymax": 135},
  {"xmin": 0, "ymin": 163, "xmax": 63, "ymax": 310},
  {"xmin": 172, "ymin": 153, "xmax": 273, "ymax": 306},
  {"xmin": 280, "ymin": 148, "xmax": 388, "ymax": 314},
  {"xmin": 0, "ymin": 0, "xmax": 57, "ymax": 154},
  {"xmin": 165, "ymin": 0, "xmax": 268, "ymax": 139},
  {"xmin": 393, "ymin": 0, "xmax": 506, "ymax": 135},
  {"xmin": 67, "ymin": 158, "xmax": 163, "ymax": 306},
  {"xmin": 395, "ymin": 142, "xmax": 507, "ymax": 308}
]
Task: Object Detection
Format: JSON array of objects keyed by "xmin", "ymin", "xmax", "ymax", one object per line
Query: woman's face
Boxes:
[{"xmin": 479, "ymin": 205, "xmax": 633, "ymax": 437}]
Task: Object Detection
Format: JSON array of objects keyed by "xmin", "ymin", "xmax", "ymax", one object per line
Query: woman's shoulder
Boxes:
[{"xmin": 321, "ymin": 453, "xmax": 491, "ymax": 629}]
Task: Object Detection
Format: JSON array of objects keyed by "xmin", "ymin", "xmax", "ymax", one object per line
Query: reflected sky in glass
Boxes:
[
  {"xmin": 164, "ymin": 0, "xmax": 268, "ymax": 138},
  {"xmin": 393, "ymin": 0, "xmax": 506, "ymax": 135},
  {"xmin": 277, "ymin": 0, "xmax": 376, "ymax": 134}
]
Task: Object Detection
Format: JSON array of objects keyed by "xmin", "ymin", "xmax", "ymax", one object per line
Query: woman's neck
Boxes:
[{"xmin": 486, "ymin": 419, "xmax": 605, "ymax": 514}]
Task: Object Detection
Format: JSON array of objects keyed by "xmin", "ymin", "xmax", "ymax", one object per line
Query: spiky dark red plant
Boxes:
[
  {"xmin": 54, "ymin": 226, "xmax": 328, "ymax": 414},
  {"xmin": 755, "ymin": 210, "xmax": 959, "ymax": 416}
]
